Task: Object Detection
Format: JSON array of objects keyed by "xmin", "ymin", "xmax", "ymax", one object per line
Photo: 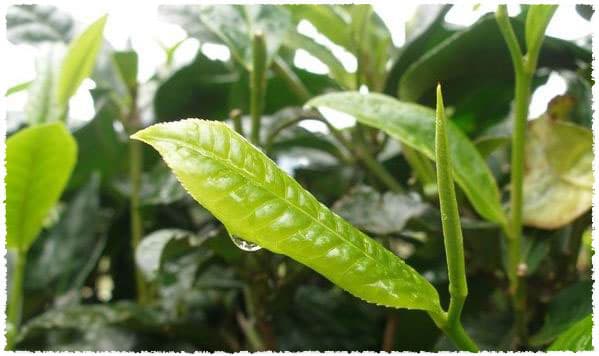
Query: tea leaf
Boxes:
[
  {"xmin": 523, "ymin": 117, "xmax": 592, "ymax": 229},
  {"xmin": 195, "ymin": 5, "xmax": 291, "ymax": 69},
  {"xmin": 286, "ymin": 5, "xmax": 352, "ymax": 50},
  {"xmin": 7, "ymin": 4, "xmax": 73, "ymax": 45},
  {"xmin": 307, "ymin": 92, "xmax": 506, "ymax": 225},
  {"xmin": 135, "ymin": 229, "xmax": 196, "ymax": 280},
  {"xmin": 56, "ymin": 15, "xmax": 107, "ymax": 109},
  {"xmin": 25, "ymin": 46, "xmax": 63, "ymax": 125},
  {"xmin": 6, "ymin": 122, "xmax": 78, "ymax": 251},
  {"xmin": 548, "ymin": 314, "xmax": 592, "ymax": 351},
  {"xmin": 133, "ymin": 119, "xmax": 442, "ymax": 313},
  {"xmin": 525, "ymin": 5, "xmax": 557, "ymax": 68},
  {"xmin": 530, "ymin": 281, "xmax": 592, "ymax": 345}
]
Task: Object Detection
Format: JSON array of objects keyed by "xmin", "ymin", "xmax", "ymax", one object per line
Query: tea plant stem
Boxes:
[
  {"xmin": 435, "ymin": 84, "xmax": 473, "ymax": 348},
  {"xmin": 250, "ymin": 31, "xmax": 267, "ymax": 146},
  {"xmin": 495, "ymin": 6, "xmax": 536, "ymax": 344},
  {"xmin": 6, "ymin": 250, "xmax": 26, "ymax": 350},
  {"xmin": 125, "ymin": 87, "xmax": 148, "ymax": 305},
  {"xmin": 230, "ymin": 109, "xmax": 244, "ymax": 136},
  {"xmin": 272, "ymin": 56, "xmax": 311, "ymax": 101},
  {"xmin": 429, "ymin": 311, "xmax": 478, "ymax": 352}
]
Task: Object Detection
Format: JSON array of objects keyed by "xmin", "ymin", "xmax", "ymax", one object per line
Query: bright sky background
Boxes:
[{"xmin": 5, "ymin": 3, "xmax": 592, "ymax": 126}]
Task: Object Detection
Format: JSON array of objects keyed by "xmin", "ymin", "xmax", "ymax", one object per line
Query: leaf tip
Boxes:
[{"xmin": 436, "ymin": 83, "xmax": 445, "ymax": 122}]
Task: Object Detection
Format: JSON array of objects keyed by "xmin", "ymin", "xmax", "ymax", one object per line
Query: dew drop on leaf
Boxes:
[{"xmin": 226, "ymin": 229, "xmax": 262, "ymax": 252}]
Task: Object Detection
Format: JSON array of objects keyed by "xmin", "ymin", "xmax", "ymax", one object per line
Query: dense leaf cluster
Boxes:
[{"xmin": 5, "ymin": 4, "xmax": 593, "ymax": 351}]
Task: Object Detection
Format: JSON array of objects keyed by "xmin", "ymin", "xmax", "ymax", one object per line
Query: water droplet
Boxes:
[{"xmin": 227, "ymin": 229, "xmax": 262, "ymax": 252}]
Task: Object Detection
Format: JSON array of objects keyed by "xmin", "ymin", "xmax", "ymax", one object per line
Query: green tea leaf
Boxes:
[
  {"xmin": 192, "ymin": 5, "xmax": 291, "ymax": 69},
  {"xmin": 6, "ymin": 122, "xmax": 78, "ymax": 251},
  {"xmin": 5, "ymin": 80, "xmax": 32, "ymax": 97},
  {"xmin": 525, "ymin": 5, "xmax": 557, "ymax": 66},
  {"xmin": 7, "ymin": 4, "xmax": 73, "ymax": 45},
  {"xmin": 530, "ymin": 281, "xmax": 592, "ymax": 345},
  {"xmin": 307, "ymin": 92, "xmax": 506, "ymax": 225},
  {"xmin": 523, "ymin": 117, "xmax": 592, "ymax": 229},
  {"xmin": 135, "ymin": 229, "xmax": 197, "ymax": 281},
  {"xmin": 398, "ymin": 14, "xmax": 590, "ymax": 104},
  {"xmin": 286, "ymin": 5, "xmax": 352, "ymax": 50},
  {"xmin": 548, "ymin": 314, "xmax": 592, "ymax": 351},
  {"xmin": 284, "ymin": 31, "xmax": 354, "ymax": 89},
  {"xmin": 26, "ymin": 174, "xmax": 106, "ymax": 296},
  {"xmin": 132, "ymin": 119, "xmax": 442, "ymax": 313},
  {"xmin": 56, "ymin": 15, "xmax": 108, "ymax": 109},
  {"xmin": 112, "ymin": 50, "xmax": 138, "ymax": 92},
  {"xmin": 333, "ymin": 185, "xmax": 428, "ymax": 235}
]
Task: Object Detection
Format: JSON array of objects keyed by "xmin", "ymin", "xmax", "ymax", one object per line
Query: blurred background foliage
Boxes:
[{"xmin": 5, "ymin": 3, "xmax": 593, "ymax": 351}]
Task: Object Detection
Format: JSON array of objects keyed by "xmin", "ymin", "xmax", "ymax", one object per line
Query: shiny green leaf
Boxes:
[
  {"xmin": 548, "ymin": 314, "xmax": 592, "ymax": 351},
  {"xmin": 307, "ymin": 92, "xmax": 506, "ymax": 225},
  {"xmin": 286, "ymin": 5, "xmax": 352, "ymax": 50},
  {"xmin": 523, "ymin": 117, "xmax": 592, "ymax": 229},
  {"xmin": 132, "ymin": 119, "xmax": 442, "ymax": 313},
  {"xmin": 6, "ymin": 122, "xmax": 78, "ymax": 251},
  {"xmin": 56, "ymin": 15, "xmax": 107, "ymax": 108}
]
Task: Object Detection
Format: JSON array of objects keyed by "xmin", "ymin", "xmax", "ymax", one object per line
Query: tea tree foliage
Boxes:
[
  {"xmin": 132, "ymin": 120, "xmax": 442, "ymax": 313},
  {"xmin": 5, "ymin": 3, "xmax": 593, "ymax": 352}
]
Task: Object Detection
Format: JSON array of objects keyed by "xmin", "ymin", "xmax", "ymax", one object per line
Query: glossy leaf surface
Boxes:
[
  {"xmin": 523, "ymin": 117, "xmax": 592, "ymax": 229},
  {"xmin": 6, "ymin": 122, "xmax": 78, "ymax": 251},
  {"xmin": 56, "ymin": 15, "xmax": 107, "ymax": 108},
  {"xmin": 133, "ymin": 119, "xmax": 442, "ymax": 313},
  {"xmin": 135, "ymin": 229, "xmax": 196, "ymax": 280},
  {"xmin": 548, "ymin": 314, "xmax": 592, "ymax": 351},
  {"xmin": 307, "ymin": 92, "xmax": 505, "ymax": 225}
]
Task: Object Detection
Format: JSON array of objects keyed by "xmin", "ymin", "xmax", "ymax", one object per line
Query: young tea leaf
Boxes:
[
  {"xmin": 307, "ymin": 92, "xmax": 506, "ymax": 225},
  {"xmin": 525, "ymin": 5, "xmax": 557, "ymax": 69},
  {"xmin": 55, "ymin": 14, "xmax": 107, "ymax": 109},
  {"xmin": 132, "ymin": 119, "xmax": 442, "ymax": 313},
  {"xmin": 6, "ymin": 122, "xmax": 78, "ymax": 252}
]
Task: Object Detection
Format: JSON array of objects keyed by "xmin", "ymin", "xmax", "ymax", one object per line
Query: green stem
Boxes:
[
  {"xmin": 230, "ymin": 109, "xmax": 244, "ymax": 136},
  {"xmin": 129, "ymin": 137, "xmax": 146, "ymax": 304},
  {"xmin": 250, "ymin": 31, "xmax": 267, "ymax": 146},
  {"xmin": 402, "ymin": 146, "xmax": 437, "ymax": 197},
  {"xmin": 429, "ymin": 311, "xmax": 479, "ymax": 352},
  {"xmin": 6, "ymin": 250, "xmax": 26, "ymax": 350},
  {"xmin": 271, "ymin": 56, "xmax": 311, "ymax": 102},
  {"xmin": 496, "ymin": 6, "xmax": 538, "ymax": 344},
  {"xmin": 435, "ymin": 84, "xmax": 471, "ymax": 331},
  {"xmin": 125, "ymin": 87, "xmax": 147, "ymax": 305}
]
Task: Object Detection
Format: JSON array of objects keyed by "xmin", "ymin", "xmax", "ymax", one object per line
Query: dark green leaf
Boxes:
[
  {"xmin": 6, "ymin": 122, "xmax": 78, "ymax": 251},
  {"xmin": 133, "ymin": 119, "xmax": 443, "ymax": 313},
  {"xmin": 531, "ymin": 281, "xmax": 592, "ymax": 345},
  {"xmin": 307, "ymin": 92, "xmax": 506, "ymax": 225},
  {"xmin": 397, "ymin": 14, "xmax": 590, "ymax": 109},
  {"xmin": 26, "ymin": 174, "xmax": 106, "ymax": 296}
]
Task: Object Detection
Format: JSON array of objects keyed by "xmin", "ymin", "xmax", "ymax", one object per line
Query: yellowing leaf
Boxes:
[{"xmin": 523, "ymin": 117, "xmax": 592, "ymax": 229}]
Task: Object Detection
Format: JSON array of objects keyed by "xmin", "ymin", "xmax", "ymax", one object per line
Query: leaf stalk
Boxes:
[
  {"xmin": 6, "ymin": 250, "xmax": 26, "ymax": 350},
  {"xmin": 250, "ymin": 31, "xmax": 267, "ymax": 146}
]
